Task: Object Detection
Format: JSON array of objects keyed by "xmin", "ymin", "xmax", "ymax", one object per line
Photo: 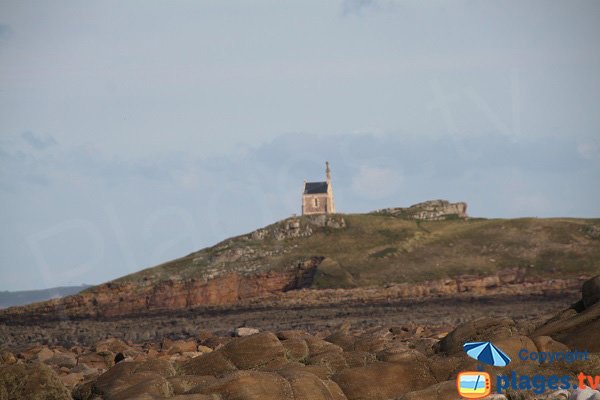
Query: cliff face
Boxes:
[
  {"xmin": 2, "ymin": 266, "xmax": 586, "ymax": 321},
  {"xmin": 6, "ymin": 258, "xmax": 323, "ymax": 319},
  {"xmin": 2, "ymin": 202, "xmax": 599, "ymax": 321}
]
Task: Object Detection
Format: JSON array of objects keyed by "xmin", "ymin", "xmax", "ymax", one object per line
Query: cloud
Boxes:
[
  {"xmin": 21, "ymin": 131, "xmax": 57, "ymax": 150},
  {"xmin": 351, "ymin": 165, "xmax": 403, "ymax": 199}
]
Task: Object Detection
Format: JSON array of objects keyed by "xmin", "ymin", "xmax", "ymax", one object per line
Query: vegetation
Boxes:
[{"xmin": 107, "ymin": 213, "xmax": 600, "ymax": 290}]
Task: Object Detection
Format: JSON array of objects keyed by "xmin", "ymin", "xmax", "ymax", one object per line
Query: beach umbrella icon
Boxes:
[{"xmin": 463, "ymin": 342, "xmax": 511, "ymax": 367}]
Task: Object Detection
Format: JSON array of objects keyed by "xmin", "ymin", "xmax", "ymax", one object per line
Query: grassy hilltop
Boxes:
[{"xmin": 111, "ymin": 211, "xmax": 600, "ymax": 290}]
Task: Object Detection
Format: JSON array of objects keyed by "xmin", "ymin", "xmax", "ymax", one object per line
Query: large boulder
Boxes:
[
  {"xmin": 582, "ymin": 275, "xmax": 600, "ymax": 309},
  {"xmin": 398, "ymin": 380, "xmax": 458, "ymax": 400},
  {"xmin": 492, "ymin": 336, "xmax": 538, "ymax": 365},
  {"xmin": 332, "ymin": 361, "xmax": 435, "ymax": 400},
  {"xmin": 435, "ymin": 317, "xmax": 517, "ymax": 354},
  {"xmin": 222, "ymin": 332, "xmax": 286, "ymax": 370},
  {"xmin": 95, "ymin": 338, "xmax": 132, "ymax": 355},
  {"xmin": 179, "ymin": 350, "xmax": 237, "ymax": 376},
  {"xmin": 105, "ymin": 374, "xmax": 173, "ymax": 400},
  {"xmin": 0, "ymin": 362, "xmax": 71, "ymax": 400},
  {"xmin": 167, "ymin": 375, "xmax": 216, "ymax": 395},
  {"xmin": 180, "ymin": 332, "xmax": 286, "ymax": 376},
  {"xmin": 91, "ymin": 359, "xmax": 175, "ymax": 398},
  {"xmin": 191, "ymin": 370, "xmax": 293, "ymax": 400},
  {"xmin": 533, "ymin": 276, "xmax": 600, "ymax": 352},
  {"xmin": 532, "ymin": 336, "xmax": 570, "ymax": 354},
  {"xmin": 282, "ymin": 338, "xmax": 310, "ymax": 362},
  {"xmin": 279, "ymin": 369, "xmax": 348, "ymax": 400}
]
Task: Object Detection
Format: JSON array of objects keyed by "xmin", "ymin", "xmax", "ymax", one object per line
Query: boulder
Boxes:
[
  {"xmin": 191, "ymin": 370, "xmax": 294, "ymax": 400},
  {"xmin": 282, "ymin": 338, "xmax": 309, "ymax": 362},
  {"xmin": 0, "ymin": 351, "xmax": 16, "ymax": 365},
  {"xmin": 221, "ymin": 332, "xmax": 286, "ymax": 370},
  {"xmin": 343, "ymin": 351, "xmax": 376, "ymax": 368},
  {"xmin": 35, "ymin": 347, "xmax": 55, "ymax": 363},
  {"xmin": 582, "ymin": 275, "xmax": 600, "ymax": 309},
  {"xmin": 532, "ymin": 336, "xmax": 570, "ymax": 354},
  {"xmin": 332, "ymin": 361, "xmax": 435, "ymax": 400},
  {"xmin": 324, "ymin": 332, "xmax": 356, "ymax": 352},
  {"xmin": 279, "ymin": 368, "xmax": 347, "ymax": 400},
  {"xmin": 353, "ymin": 336, "xmax": 387, "ymax": 353},
  {"xmin": 435, "ymin": 317, "xmax": 517, "ymax": 354},
  {"xmin": 545, "ymin": 390, "xmax": 570, "ymax": 399},
  {"xmin": 398, "ymin": 380, "xmax": 458, "ymax": 400},
  {"xmin": 180, "ymin": 349, "xmax": 238, "ymax": 376},
  {"xmin": 0, "ymin": 362, "xmax": 71, "ymax": 400},
  {"xmin": 376, "ymin": 348, "xmax": 428, "ymax": 364},
  {"xmin": 105, "ymin": 374, "xmax": 173, "ymax": 400},
  {"xmin": 570, "ymin": 387, "xmax": 600, "ymax": 400},
  {"xmin": 305, "ymin": 337, "xmax": 344, "ymax": 357},
  {"xmin": 493, "ymin": 335, "xmax": 538, "ymax": 365},
  {"xmin": 45, "ymin": 352, "xmax": 77, "ymax": 369},
  {"xmin": 166, "ymin": 340, "xmax": 198, "ymax": 355},
  {"xmin": 196, "ymin": 345, "xmax": 212, "ymax": 354},
  {"xmin": 92, "ymin": 359, "xmax": 175, "ymax": 396},
  {"xmin": 533, "ymin": 302, "xmax": 600, "ymax": 352},
  {"xmin": 167, "ymin": 375, "xmax": 216, "ymax": 395},
  {"xmin": 95, "ymin": 338, "xmax": 132, "ymax": 355},
  {"xmin": 234, "ymin": 327, "xmax": 260, "ymax": 337},
  {"xmin": 307, "ymin": 350, "xmax": 348, "ymax": 373},
  {"xmin": 78, "ymin": 352, "xmax": 113, "ymax": 370},
  {"xmin": 59, "ymin": 371, "xmax": 85, "ymax": 388}
]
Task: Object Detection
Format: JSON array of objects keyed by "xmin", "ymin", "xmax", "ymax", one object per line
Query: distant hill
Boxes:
[
  {"xmin": 1, "ymin": 200, "xmax": 599, "ymax": 320},
  {"xmin": 0, "ymin": 285, "xmax": 91, "ymax": 309}
]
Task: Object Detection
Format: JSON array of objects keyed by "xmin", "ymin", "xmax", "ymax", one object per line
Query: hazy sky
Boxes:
[{"xmin": 1, "ymin": 1, "xmax": 599, "ymax": 290}]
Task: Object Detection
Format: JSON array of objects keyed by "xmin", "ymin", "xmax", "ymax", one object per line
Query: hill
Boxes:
[
  {"xmin": 1, "ymin": 200, "xmax": 599, "ymax": 320},
  {"xmin": 0, "ymin": 285, "xmax": 90, "ymax": 309}
]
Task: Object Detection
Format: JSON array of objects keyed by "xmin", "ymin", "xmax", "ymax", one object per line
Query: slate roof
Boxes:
[{"xmin": 304, "ymin": 181, "xmax": 328, "ymax": 194}]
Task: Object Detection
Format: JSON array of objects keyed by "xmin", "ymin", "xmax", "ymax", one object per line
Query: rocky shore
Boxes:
[{"xmin": 1, "ymin": 276, "xmax": 598, "ymax": 400}]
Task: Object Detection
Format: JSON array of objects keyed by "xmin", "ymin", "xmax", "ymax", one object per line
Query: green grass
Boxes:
[{"xmin": 106, "ymin": 213, "xmax": 600, "ymax": 290}]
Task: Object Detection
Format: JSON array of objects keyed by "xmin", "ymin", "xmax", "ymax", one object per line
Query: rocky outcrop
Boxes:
[
  {"xmin": 1, "ymin": 277, "xmax": 599, "ymax": 400},
  {"xmin": 375, "ymin": 199, "xmax": 468, "ymax": 220},
  {"xmin": 0, "ymin": 258, "xmax": 324, "ymax": 320},
  {"xmin": 582, "ymin": 275, "xmax": 600, "ymax": 309},
  {"xmin": 0, "ymin": 267, "xmax": 584, "ymax": 322},
  {"xmin": 435, "ymin": 317, "xmax": 517, "ymax": 354},
  {"xmin": 533, "ymin": 275, "xmax": 600, "ymax": 351},
  {"xmin": 251, "ymin": 215, "xmax": 346, "ymax": 241}
]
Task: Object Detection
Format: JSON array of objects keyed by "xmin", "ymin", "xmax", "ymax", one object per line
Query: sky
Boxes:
[{"xmin": 1, "ymin": 0, "xmax": 599, "ymax": 291}]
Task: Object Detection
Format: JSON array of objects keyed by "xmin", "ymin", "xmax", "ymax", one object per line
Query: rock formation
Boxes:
[
  {"xmin": 375, "ymin": 199, "xmax": 468, "ymax": 220},
  {"xmin": 0, "ymin": 276, "xmax": 598, "ymax": 400}
]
